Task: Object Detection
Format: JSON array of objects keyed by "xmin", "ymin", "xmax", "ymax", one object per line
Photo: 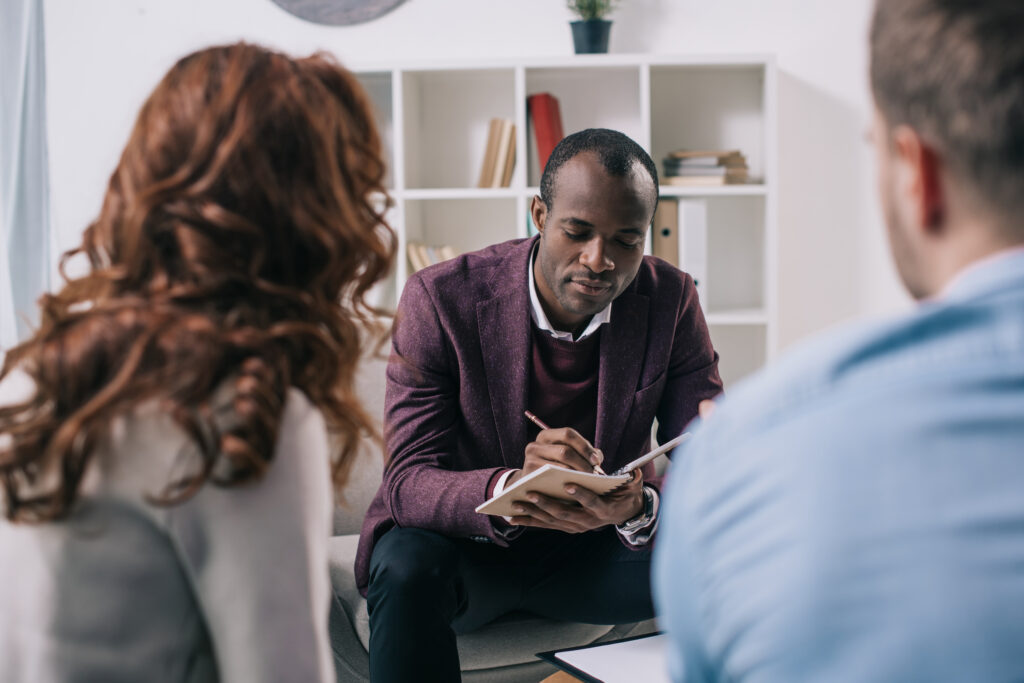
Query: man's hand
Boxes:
[
  {"xmin": 508, "ymin": 470, "xmax": 646, "ymax": 533},
  {"xmin": 506, "ymin": 427, "xmax": 604, "ymax": 487}
]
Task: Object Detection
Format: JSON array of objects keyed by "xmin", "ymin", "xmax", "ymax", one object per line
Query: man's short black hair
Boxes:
[
  {"xmin": 871, "ymin": 0, "xmax": 1024, "ymax": 227},
  {"xmin": 539, "ymin": 128, "xmax": 659, "ymax": 210}
]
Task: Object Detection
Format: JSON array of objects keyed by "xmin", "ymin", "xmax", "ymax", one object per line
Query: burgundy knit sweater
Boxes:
[
  {"xmin": 486, "ymin": 323, "xmax": 603, "ymax": 497},
  {"xmin": 526, "ymin": 325, "xmax": 602, "ymax": 444}
]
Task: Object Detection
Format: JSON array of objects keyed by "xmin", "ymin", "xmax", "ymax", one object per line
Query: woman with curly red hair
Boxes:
[{"xmin": 0, "ymin": 42, "xmax": 394, "ymax": 682}]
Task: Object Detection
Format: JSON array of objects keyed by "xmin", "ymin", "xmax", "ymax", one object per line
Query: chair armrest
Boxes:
[{"xmin": 327, "ymin": 534, "xmax": 371, "ymax": 682}]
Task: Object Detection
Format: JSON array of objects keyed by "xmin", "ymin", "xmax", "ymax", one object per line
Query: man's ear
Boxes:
[
  {"xmin": 531, "ymin": 195, "xmax": 547, "ymax": 235},
  {"xmin": 891, "ymin": 124, "xmax": 945, "ymax": 233}
]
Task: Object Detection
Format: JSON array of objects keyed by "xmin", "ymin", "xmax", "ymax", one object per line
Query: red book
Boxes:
[{"xmin": 527, "ymin": 93, "xmax": 564, "ymax": 174}]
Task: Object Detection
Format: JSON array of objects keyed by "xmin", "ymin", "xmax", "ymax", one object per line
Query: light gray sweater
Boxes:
[{"xmin": 0, "ymin": 371, "xmax": 335, "ymax": 682}]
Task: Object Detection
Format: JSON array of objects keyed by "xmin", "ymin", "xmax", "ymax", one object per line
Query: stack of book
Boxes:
[
  {"xmin": 407, "ymin": 241, "xmax": 460, "ymax": 274},
  {"xmin": 662, "ymin": 149, "xmax": 748, "ymax": 186},
  {"xmin": 477, "ymin": 118, "xmax": 516, "ymax": 188}
]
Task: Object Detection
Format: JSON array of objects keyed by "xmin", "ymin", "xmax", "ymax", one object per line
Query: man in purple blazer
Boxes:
[{"xmin": 356, "ymin": 129, "xmax": 722, "ymax": 681}]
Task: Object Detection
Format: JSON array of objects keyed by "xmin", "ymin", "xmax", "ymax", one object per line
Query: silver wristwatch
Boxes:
[{"xmin": 617, "ymin": 485, "xmax": 655, "ymax": 533}]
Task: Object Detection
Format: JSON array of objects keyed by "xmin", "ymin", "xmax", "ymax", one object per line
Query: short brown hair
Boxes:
[{"xmin": 871, "ymin": 0, "xmax": 1024, "ymax": 222}]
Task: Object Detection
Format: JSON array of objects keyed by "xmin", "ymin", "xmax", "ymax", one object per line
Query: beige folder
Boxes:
[{"xmin": 651, "ymin": 198, "xmax": 679, "ymax": 267}]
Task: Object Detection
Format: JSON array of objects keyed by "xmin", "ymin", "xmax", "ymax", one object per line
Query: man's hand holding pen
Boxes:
[{"xmin": 505, "ymin": 423, "xmax": 646, "ymax": 533}]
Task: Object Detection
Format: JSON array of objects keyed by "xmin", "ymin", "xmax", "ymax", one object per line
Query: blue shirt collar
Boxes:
[{"xmin": 939, "ymin": 245, "xmax": 1024, "ymax": 304}]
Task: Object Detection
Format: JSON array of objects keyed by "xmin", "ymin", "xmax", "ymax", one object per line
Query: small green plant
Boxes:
[{"xmin": 567, "ymin": 0, "xmax": 618, "ymax": 21}]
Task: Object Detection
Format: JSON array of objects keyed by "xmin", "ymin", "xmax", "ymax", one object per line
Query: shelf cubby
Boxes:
[
  {"xmin": 703, "ymin": 195, "xmax": 766, "ymax": 315},
  {"xmin": 524, "ymin": 66, "xmax": 643, "ymax": 186},
  {"xmin": 650, "ymin": 64, "xmax": 767, "ymax": 181},
  {"xmin": 708, "ymin": 324, "xmax": 767, "ymax": 389},
  {"xmin": 401, "ymin": 69, "xmax": 517, "ymax": 190},
  {"xmin": 403, "ymin": 198, "xmax": 517, "ymax": 259}
]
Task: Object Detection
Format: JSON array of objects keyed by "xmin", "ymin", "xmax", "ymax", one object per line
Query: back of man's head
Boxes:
[{"xmin": 871, "ymin": 0, "xmax": 1024, "ymax": 234}]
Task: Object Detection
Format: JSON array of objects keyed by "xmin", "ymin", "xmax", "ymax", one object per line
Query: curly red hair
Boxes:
[{"xmin": 0, "ymin": 43, "xmax": 395, "ymax": 522}]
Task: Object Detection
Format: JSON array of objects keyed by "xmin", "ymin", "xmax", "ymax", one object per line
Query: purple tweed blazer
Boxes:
[{"xmin": 355, "ymin": 236, "xmax": 722, "ymax": 594}]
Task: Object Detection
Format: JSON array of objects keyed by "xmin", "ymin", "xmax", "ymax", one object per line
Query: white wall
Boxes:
[{"xmin": 43, "ymin": 0, "xmax": 911, "ymax": 351}]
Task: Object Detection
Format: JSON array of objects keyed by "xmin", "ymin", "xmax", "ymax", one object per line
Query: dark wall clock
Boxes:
[{"xmin": 270, "ymin": 0, "xmax": 409, "ymax": 26}]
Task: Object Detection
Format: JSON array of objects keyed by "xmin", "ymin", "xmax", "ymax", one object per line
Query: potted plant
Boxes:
[{"xmin": 568, "ymin": 0, "xmax": 618, "ymax": 54}]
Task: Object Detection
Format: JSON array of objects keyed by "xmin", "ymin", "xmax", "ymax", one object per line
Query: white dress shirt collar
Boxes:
[{"xmin": 527, "ymin": 243, "xmax": 611, "ymax": 342}]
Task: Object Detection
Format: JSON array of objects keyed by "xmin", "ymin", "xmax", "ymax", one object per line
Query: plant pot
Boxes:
[{"xmin": 570, "ymin": 19, "xmax": 612, "ymax": 54}]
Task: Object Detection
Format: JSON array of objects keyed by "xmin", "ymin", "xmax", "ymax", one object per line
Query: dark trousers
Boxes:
[{"xmin": 365, "ymin": 526, "xmax": 655, "ymax": 682}]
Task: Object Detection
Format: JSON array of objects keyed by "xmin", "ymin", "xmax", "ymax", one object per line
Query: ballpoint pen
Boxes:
[{"xmin": 524, "ymin": 410, "xmax": 607, "ymax": 475}]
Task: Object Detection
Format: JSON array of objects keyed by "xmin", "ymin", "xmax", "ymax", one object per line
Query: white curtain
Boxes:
[{"xmin": 1, "ymin": 0, "xmax": 51, "ymax": 350}]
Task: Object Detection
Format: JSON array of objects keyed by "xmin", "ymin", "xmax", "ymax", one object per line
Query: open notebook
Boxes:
[
  {"xmin": 475, "ymin": 466, "xmax": 631, "ymax": 517},
  {"xmin": 475, "ymin": 432, "xmax": 689, "ymax": 517}
]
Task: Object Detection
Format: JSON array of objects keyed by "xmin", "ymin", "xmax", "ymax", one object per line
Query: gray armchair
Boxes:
[{"xmin": 327, "ymin": 353, "xmax": 657, "ymax": 682}]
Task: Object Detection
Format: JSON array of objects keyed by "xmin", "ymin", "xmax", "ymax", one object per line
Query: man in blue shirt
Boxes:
[{"xmin": 654, "ymin": 1, "xmax": 1024, "ymax": 681}]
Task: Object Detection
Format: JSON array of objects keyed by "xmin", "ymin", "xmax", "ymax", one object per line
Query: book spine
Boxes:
[
  {"xmin": 662, "ymin": 175, "xmax": 728, "ymax": 187},
  {"xmin": 407, "ymin": 241, "xmax": 427, "ymax": 273},
  {"xmin": 490, "ymin": 119, "xmax": 515, "ymax": 189},
  {"xmin": 665, "ymin": 167, "xmax": 729, "ymax": 177},
  {"xmin": 477, "ymin": 118, "xmax": 502, "ymax": 188},
  {"xmin": 528, "ymin": 93, "xmax": 564, "ymax": 174},
  {"xmin": 415, "ymin": 243, "xmax": 431, "ymax": 271},
  {"xmin": 500, "ymin": 123, "xmax": 517, "ymax": 187}
]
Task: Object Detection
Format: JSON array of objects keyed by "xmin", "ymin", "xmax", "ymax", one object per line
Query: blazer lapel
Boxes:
[
  {"xmin": 595, "ymin": 290, "xmax": 648, "ymax": 464},
  {"xmin": 476, "ymin": 241, "xmax": 535, "ymax": 468}
]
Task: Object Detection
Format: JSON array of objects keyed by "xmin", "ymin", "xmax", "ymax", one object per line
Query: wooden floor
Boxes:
[{"xmin": 541, "ymin": 672, "xmax": 583, "ymax": 683}]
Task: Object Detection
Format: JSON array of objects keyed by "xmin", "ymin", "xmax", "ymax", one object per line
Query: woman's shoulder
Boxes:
[
  {"xmin": 0, "ymin": 370, "xmax": 331, "ymax": 511},
  {"xmin": 271, "ymin": 387, "xmax": 333, "ymax": 497},
  {"xmin": 280, "ymin": 387, "xmax": 327, "ymax": 440}
]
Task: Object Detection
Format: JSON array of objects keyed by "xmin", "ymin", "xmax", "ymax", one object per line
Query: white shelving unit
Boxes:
[{"xmin": 351, "ymin": 54, "xmax": 777, "ymax": 388}]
